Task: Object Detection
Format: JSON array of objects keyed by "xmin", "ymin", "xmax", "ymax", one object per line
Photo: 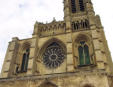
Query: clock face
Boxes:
[{"xmin": 43, "ymin": 42, "xmax": 65, "ymax": 69}]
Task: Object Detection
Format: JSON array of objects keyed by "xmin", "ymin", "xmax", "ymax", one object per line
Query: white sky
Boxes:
[{"xmin": 0, "ymin": 0, "xmax": 113, "ymax": 72}]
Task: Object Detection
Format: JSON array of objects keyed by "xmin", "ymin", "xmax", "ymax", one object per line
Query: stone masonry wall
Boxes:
[{"xmin": 0, "ymin": 72, "xmax": 110, "ymax": 87}]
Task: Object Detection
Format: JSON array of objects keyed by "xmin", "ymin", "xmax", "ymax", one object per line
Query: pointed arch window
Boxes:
[
  {"xmin": 21, "ymin": 48, "xmax": 30, "ymax": 72},
  {"xmin": 78, "ymin": 41, "xmax": 90, "ymax": 66},
  {"xmin": 79, "ymin": 0, "xmax": 85, "ymax": 11},
  {"xmin": 71, "ymin": 0, "xmax": 76, "ymax": 13}
]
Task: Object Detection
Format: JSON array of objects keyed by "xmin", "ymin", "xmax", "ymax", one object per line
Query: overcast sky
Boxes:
[{"xmin": 0, "ymin": 0, "xmax": 113, "ymax": 72}]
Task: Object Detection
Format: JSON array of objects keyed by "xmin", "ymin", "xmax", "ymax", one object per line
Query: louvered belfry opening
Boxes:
[
  {"xmin": 71, "ymin": 0, "xmax": 76, "ymax": 13},
  {"xmin": 71, "ymin": 0, "xmax": 85, "ymax": 13},
  {"xmin": 79, "ymin": 0, "xmax": 85, "ymax": 11}
]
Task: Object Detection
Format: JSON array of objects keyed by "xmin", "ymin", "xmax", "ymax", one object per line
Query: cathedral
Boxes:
[{"xmin": 0, "ymin": 0, "xmax": 113, "ymax": 87}]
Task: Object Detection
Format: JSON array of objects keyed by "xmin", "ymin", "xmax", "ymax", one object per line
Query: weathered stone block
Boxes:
[
  {"xmin": 97, "ymin": 62, "xmax": 105, "ymax": 70},
  {"xmin": 9, "ymin": 42, "xmax": 16, "ymax": 51},
  {"xmin": 67, "ymin": 65, "xmax": 74, "ymax": 72},
  {"xmin": 67, "ymin": 43, "xmax": 72, "ymax": 53},
  {"xmin": 67, "ymin": 54, "xmax": 73, "ymax": 65},
  {"xmin": 3, "ymin": 62, "xmax": 10, "ymax": 72},
  {"xmin": 28, "ymin": 59, "xmax": 33, "ymax": 69},
  {"xmin": 29, "ymin": 48, "xmax": 35, "ymax": 58},
  {"xmin": 95, "ymin": 51, "xmax": 103, "ymax": 61},
  {"xmin": 6, "ymin": 51, "xmax": 13, "ymax": 61},
  {"xmin": 93, "ymin": 39, "xmax": 101, "ymax": 50},
  {"xmin": 92, "ymin": 30, "xmax": 100, "ymax": 39}
]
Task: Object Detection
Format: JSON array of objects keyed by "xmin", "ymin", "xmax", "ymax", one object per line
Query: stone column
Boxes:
[
  {"xmin": 66, "ymin": 33, "xmax": 74, "ymax": 72},
  {"xmin": 64, "ymin": 0, "xmax": 71, "ymax": 31},
  {"xmin": 26, "ymin": 38, "xmax": 37, "ymax": 75},
  {"xmin": 27, "ymin": 22, "xmax": 39, "ymax": 75}
]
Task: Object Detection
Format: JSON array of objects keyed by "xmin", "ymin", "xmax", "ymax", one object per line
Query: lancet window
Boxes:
[
  {"xmin": 72, "ymin": 19, "xmax": 89, "ymax": 30},
  {"xmin": 79, "ymin": 0, "xmax": 85, "ymax": 11},
  {"xmin": 20, "ymin": 48, "xmax": 30, "ymax": 72},
  {"xmin": 78, "ymin": 41, "xmax": 91, "ymax": 66},
  {"xmin": 71, "ymin": 0, "xmax": 76, "ymax": 13},
  {"xmin": 16, "ymin": 47, "xmax": 30, "ymax": 73}
]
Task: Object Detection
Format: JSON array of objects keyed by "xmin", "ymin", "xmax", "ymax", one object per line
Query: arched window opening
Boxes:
[
  {"xmin": 78, "ymin": 41, "xmax": 91, "ymax": 66},
  {"xmin": 75, "ymin": 23, "xmax": 78, "ymax": 30},
  {"xmin": 85, "ymin": 19, "xmax": 89, "ymax": 28},
  {"xmin": 71, "ymin": 0, "xmax": 76, "ymax": 13},
  {"xmin": 75, "ymin": 21, "xmax": 80, "ymax": 30},
  {"xmin": 21, "ymin": 48, "xmax": 30, "ymax": 72},
  {"xmin": 79, "ymin": 0, "xmax": 85, "ymax": 11},
  {"xmin": 80, "ymin": 20, "xmax": 84, "ymax": 28},
  {"xmin": 72, "ymin": 19, "xmax": 90, "ymax": 31},
  {"xmin": 83, "ymin": 22, "xmax": 86, "ymax": 28}
]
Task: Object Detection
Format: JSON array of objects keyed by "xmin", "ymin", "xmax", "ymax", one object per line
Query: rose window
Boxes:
[{"xmin": 43, "ymin": 42, "xmax": 65, "ymax": 69}]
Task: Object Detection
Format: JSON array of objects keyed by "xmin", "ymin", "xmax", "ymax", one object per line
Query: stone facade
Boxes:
[
  {"xmin": 0, "ymin": 72, "xmax": 111, "ymax": 87},
  {"xmin": 0, "ymin": 0, "xmax": 113, "ymax": 87}
]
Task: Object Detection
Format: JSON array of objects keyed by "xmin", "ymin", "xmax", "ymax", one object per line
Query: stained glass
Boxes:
[
  {"xmin": 43, "ymin": 42, "xmax": 65, "ymax": 69},
  {"xmin": 78, "ymin": 46, "xmax": 84, "ymax": 65},
  {"xmin": 84, "ymin": 45, "xmax": 90, "ymax": 65},
  {"xmin": 78, "ymin": 41, "xmax": 90, "ymax": 66}
]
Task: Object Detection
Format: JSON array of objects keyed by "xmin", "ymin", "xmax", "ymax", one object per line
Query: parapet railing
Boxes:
[{"xmin": 38, "ymin": 21, "xmax": 66, "ymax": 34}]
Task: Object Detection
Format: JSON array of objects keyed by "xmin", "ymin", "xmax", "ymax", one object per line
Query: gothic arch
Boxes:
[
  {"xmin": 15, "ymin": 42, "xmax": 31, "ymax": 73},
  {"xmin": 38, "ymin": 38, "xmax": 67, "ymax": 65},
  {"xmin": 73, "ymin": 33, "xmax": 95, "ymax": 67},
  {"xmin": 21, "ymin": 42, "xmax": 31, "ymax": 72},
  {"xmin": 21, "ymin": 42, "xmax": 31, "ymax": 51},
  {"xmin": 39, "ymin": 81, "xmax": 58, "ymax": 87},
  {"xmin": 39, "ymin": 38, "xmax": 66, "ymax": 56},
  {"xmin": 74, "ymin": 33, "xmax": 91, "ymax": 44}
]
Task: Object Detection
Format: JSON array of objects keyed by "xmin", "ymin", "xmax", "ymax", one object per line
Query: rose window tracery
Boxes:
[{"xmin": 43, "ymin": 42, "xmax": 65, "ymax": 69}]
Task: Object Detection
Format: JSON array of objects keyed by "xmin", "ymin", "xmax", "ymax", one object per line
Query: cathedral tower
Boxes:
[{"xmin": 0, "ymin": 0, "xmax": 113, "ymax": 87}]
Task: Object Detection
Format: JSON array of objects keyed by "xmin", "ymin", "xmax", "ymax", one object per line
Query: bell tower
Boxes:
[
  {"xmin": 63, "ymin": 0, "xmax": 113, "ymax": 74},
  {"xmin": 64, "ymin": 0, "xmax": 94, "ymax": 16},
  {"xmin": 64, "ymin": 0, "xmax": 97, "ymax": 30}
]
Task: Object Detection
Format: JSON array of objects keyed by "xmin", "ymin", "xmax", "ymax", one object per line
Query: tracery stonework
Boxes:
[
  {"xmin": 43, "ymin": 42, "xmax": 65, "ymax": 69},
  {"xmin": 0, "ymin": 0, "xmax": 113, "ymax": 87}
]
